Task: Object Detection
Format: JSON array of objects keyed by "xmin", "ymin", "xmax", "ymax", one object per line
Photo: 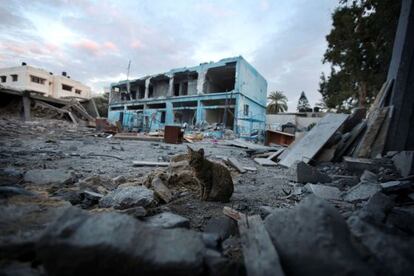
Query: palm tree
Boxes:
[{"xmin": 267, "ymin": 91, "xmax": 288, "ymax": 114}]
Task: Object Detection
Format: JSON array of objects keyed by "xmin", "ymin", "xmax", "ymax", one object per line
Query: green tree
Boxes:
[
  {"xmin": 319, "ymin": 0, "xmax": 401, "ymax": 109},
  {"xmin": 267, "ymin": 91, "xmax": 288, "ymax": 113},
  {"xmin": 93, "ymin": 92, "xmax": 109, "ymax": 117},
  {"xmin": 297, "ymin": 91, "xmax": 311, "ymax": 112}
]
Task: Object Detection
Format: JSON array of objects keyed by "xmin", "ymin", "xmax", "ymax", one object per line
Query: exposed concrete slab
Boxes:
[
  {"xmin": 279, "ymin": 113, "xmax": 349, "ymax": 167},
  {"xmin": 305, "ymin": 184, "xmax": 341, "ymax": 200},
  {"xmin": 343, "ymin": 182, "xmax": 382, "ymax": 202},
  {"xmin": 254, "ymin": 158, "xmax": 277, "ymax": 166}
]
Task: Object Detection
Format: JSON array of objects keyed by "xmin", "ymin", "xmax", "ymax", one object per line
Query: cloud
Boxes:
[{"xmin": 0, "ymin": 0, "xmax": 338, "ymax": 103}]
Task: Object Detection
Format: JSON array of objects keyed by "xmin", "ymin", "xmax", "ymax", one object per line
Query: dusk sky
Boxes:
[{"xmin": 0, "ymin": 0, "xmax": 338, "ymax": 111}]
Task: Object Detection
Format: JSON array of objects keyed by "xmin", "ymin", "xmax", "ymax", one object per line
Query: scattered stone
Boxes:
[
  {"xmin": 24, "ymin": 169, "xmax": 74, "ymax": 185},
  {"xmin": 331, "ymin": 175, "xmax": 359, "ymax": 186},
  {"xmin": 265, "ymin": 196, "xmax": 372, "ymax": 276},
  {"xmin": 204, "ymin": 216, "xmax": 238, "ymax": 241},
  {"xmin": 343, "ymin": 182, "xmax": 381, "ymax": 202},
  {"xmin": 289, "ymin": 161, "xmax": 331, "ymax": 184},
  {"xmin": 343, "ymin": 156, "xmax": 376, "ymax": 172},
  {"xmin": 78, "ymin": 175, "xmax": 116, "ymax": 192},
  {"xmin": 144, "ymin": 212, "xmax": 190, "ymax": 229},
  {"xmin": 380, "ymin": 180, "xmax": 413, "ymax": 193},
  {"xmin": 201, "ymin": 233, "xmax": 221, "ymax": 251},
  {"xmin": 37, "ymin": 207, "xmax": 207, "ymax": 275},
  {"xmin": 386, "ymin": 207, "xmax": 414, "ymax": 235},
  {"xmin": 112, "ymin": 175, "xmax": 126, "ymax": 185},
  {"xmin": 99, "ymin": 186, "xmax": 154, "ymax": 210},
  {"xmin": 259, "ymin": 206, "xmax": 275, "ymax": 218},
  {"xmin": 358, "ymin": 192, "xmax": 394, "ymax": 224},
  {"xmin": 0, "ymin": 167, "xmax": 22, "ymax": 185},
  {"xmin": 151, "ymin": 177, "xmax": 173, "ymax": 203},
  {"xmin": 0, "ymin": 186, "xmax": 35, "ymax": 198},
  {"xmin": 392, "ymin": 151, "xmax": 414, "ymax": 177},
  {"xmin": 347, "ymin": 215, "xmax": 414, "ymax": 275},
  {"xmin": 360, "ymin": 170, "xmax": 378, "ymax": 183},
  {"xmin": 82, "ymin": 190, "xmax": 104, "ymax": 201},
  {"xmin": 305, "ymin": 184, "xmax": 341, "ymax": 200},
  {"xmin": 119, "ymin": 206, "xmax": 147, "ymax": 218}
]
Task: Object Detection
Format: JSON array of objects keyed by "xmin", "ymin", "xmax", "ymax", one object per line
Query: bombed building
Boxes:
[{"xmin": 108, "ymin": 56, "xmax": 267, "ymax": 137}]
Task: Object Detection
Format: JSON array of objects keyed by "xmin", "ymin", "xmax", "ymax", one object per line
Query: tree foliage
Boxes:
[
  {"xmin": 93, "ymin": 92, "xmax": 109, "ymax": 118},
  {"xmin": 267, "ymin": 91, "xmax": 288, "ymax": 114},
  {"xmin": 319, "ymin": 0, "xmax": 401, "ymax": 110},
  {"xmin": 297, "ymin": 91, "xmax": 312, "ymax": 112}
]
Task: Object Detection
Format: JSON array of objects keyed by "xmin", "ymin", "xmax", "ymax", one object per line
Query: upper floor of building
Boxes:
[
  {"xmin": 110, "ymin": 56, "xmax": 267, "ymax": 107},
  {"xmin": 0, "ymin": 63, "xmax": 92, "ymax": 100}
]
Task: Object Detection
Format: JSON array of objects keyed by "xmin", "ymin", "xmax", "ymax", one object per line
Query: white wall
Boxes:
[
  {"xmin": 0, "ymin": 65, "xmax": 92, "ymax": 99},
  {"xmin": 266, "ymin": 113, "xmax": 323, "ymax": 130}
]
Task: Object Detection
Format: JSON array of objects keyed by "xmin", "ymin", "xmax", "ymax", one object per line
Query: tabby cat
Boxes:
[{"xmin": 187, "ymin": 146, "xmax": 234, "ymax": 202}]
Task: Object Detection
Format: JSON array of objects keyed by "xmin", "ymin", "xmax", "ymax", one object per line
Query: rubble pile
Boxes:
[{"xmin": 0, "ymin": 108, "xmax": 413, "ymax": 275}]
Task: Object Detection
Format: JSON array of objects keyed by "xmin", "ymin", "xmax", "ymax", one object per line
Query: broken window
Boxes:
[
  {"xmin": 149, "ymin": 75, "xmax": 169, "ymax": 98},
  {"xmin": 147, "ymin": 103, "xmax": 166, "ymax": 109},
  {"xmin": 30, "ymin": 75, "xmax": 46, "ymax": 85},
  {"xmin": 160, "ymin": 111, "xmax": 166, "ymax": 123},
  {"xmin": 204, "ymin": 108, "xmax": 235, "ymax": 129},
  {"xmin": 0, "ymin": 76, "xmax": 6, "ymax": 83},
  {"xmin": 204, "ymin": 62, "xmax": 236, "ymax": 93},
  {"xmin": 62, "ymin": 84, "xmax": 72, "ymax": 91},
  {"xmin": 174, "ymin": 110, "xmax": 195, "ymax": 124},
  {"xmin": 173, "ymin": 71, "xmax": 198, "ymax": 96},
  {"xmin": 11, "ymin": 74, "xmax": 18, "ymax": 82},
  {"xmin": 75, "ymin": 89, "xmax": 82, "ymax": 95},
  {"xmin": 127, "ymin": 105, "xmax": 144, "ymax": 110},
  {"xmin": 243, "ymin": 104, "xmax": 249, "ymax": 116}
]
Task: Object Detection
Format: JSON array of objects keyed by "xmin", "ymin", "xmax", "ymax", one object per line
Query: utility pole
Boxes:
[{"xmin": 126, "ymin": 60, "xmax": 131, "ymax": 95}]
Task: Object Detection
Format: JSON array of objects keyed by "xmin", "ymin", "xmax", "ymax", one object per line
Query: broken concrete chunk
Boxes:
[
  {"xmin": 347, "ymin": 215, "xmax": 414, "ymax": 275},
  {"xmin": 264, "ymin": 196, "xmax": 373, "ymax": 276},
  {"xmin": 99, "ymin": 186, "xmax": 154, "ymax": 210},
  {"xmin": 289, "ymin": 161, "xmax": 331, "ymax": 184},
  {"xmin": 387, "ymin": 207, "xmax": 414, "ymax": 235},
  {"xmin": 112, "ymin": 175, "xmax": 126, "ymax": 185},
  {"xmin": 151, "ymin": 177, "xmax": 173, "ymax": 203},
  {"xmin": 392, "ymin": 151, "xmax": 414, "ymax": 178},
  {"xmin": 144, "ymin": 212, "xmax": 190, "ymax": 229},
  {"xmin": 0, "ymin": 186, "xmax": 36, "ymax": 198},
  {"xmin": 37, "ymin": 207, "xmax": 206, "ymax": 275},
  {"xmin": 119, "ymin": 206, "xmax": 147, "ymax": 218},
  {"xmin": 253, "ymin": 158, "xmax": 277, "ymax": 166},
  {"xmin": 24, "ymin": 169, "xmax": 74, "ymax": 185},
  {"xmin": 380, "ymin": 180, "xmax": 413, "ymax": 192},
  {"xmin": 360, "ymin": 170, "xmax": 378, "ymax": 183},
  {"xmin": 305, "ymin": 184, "xmax": 341, "ymax": 200},
  {"xmin": 204, "ymin": 216, "xmax": 237, "ymax": 241},
  {"xmin": 358, "ymin": 192, "xmax": 394, "ymax": 224},
  {"xmin": 343, "ymin": 182, "xmax": 382, "ymax": 202},
  {"xmin": 343, "ymin": 157, "xmax": 376, "ymax": 172}
]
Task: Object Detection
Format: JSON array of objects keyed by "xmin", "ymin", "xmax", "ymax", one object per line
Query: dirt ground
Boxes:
[{"xmin": 0, "ymin": 115, "xmax": 295, "ymax": 230}]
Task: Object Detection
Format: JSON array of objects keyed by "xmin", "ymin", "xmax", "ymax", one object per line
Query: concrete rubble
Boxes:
[{"xmin": 0, "ymin": 105, "xmax": 413, "ymax": 275}]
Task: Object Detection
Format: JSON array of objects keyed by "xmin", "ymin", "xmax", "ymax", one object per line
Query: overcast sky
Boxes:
[{"xmin": 0, "ymin": 0, "xmax": 338, "ymax": 111}]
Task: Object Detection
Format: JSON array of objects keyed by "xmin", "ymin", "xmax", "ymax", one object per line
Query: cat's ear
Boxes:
[{"xmin": 198, "ymin": 148, "xmax": 204, "ymax": 156}]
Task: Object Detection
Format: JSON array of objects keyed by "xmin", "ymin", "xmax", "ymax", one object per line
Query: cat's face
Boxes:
[{"xmin": 188, "ymin": 147, "xmax": 204, "ymax": 169}]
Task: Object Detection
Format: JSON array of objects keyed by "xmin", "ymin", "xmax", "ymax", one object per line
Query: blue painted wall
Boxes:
[{"xmin": 108, "ymin": 56, "xmax": 267, "ymax": 135}]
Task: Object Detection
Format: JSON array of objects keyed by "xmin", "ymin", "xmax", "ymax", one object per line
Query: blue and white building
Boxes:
[{"xmin": 108, "ymin": 56, "xmax": 267, "ymax": 136}]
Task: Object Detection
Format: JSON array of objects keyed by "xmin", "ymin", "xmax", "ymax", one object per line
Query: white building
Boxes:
[{"xmin": 0, "ymin": 63, "xmax": 92, "ymax": 100}]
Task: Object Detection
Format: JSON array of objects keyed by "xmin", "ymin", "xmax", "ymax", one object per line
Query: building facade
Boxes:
[
  {"xmin": 108, "ymin": 56, "xmax": 267, "ymax": 136},
  {"xmin": 0, "ymin": 63, "xmax": 92, "ymax": 100}
]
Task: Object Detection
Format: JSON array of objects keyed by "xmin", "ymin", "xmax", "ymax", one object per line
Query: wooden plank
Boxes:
[
  {"xmin": 151, "ymin": 177, "xmax": 173, "ymax": 203},
  {"xmin": 132, "ymin": 161, "xmax": 169, "ymax": 167},
  {"xmin": 238, "ymin": 215, "xmax": 285, "ymax": 276},
  {"xmin": 114, "ymin": 134, "xmax": 164, "ymax": 142},
  {"xmin": 355, "ymin": 107, "xmax": 389, "ymax": 158},
  {"xmin": 223, "ymin": 206, "xmax": 246, "ymax": 221},
  {"xmin": 370, "ymin": 106, "xmax": 394, "ymax": 157},
  {"xmin": 254, "ymin": 158, "xmax": 277, "ymax": 166},
  {"xmin": 227, "ymin": 157, "xmax": 246, "ymax": 173},
  {"xmin": 279, "ymin": 114, "xmax": 349, "ymax": 167}
]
